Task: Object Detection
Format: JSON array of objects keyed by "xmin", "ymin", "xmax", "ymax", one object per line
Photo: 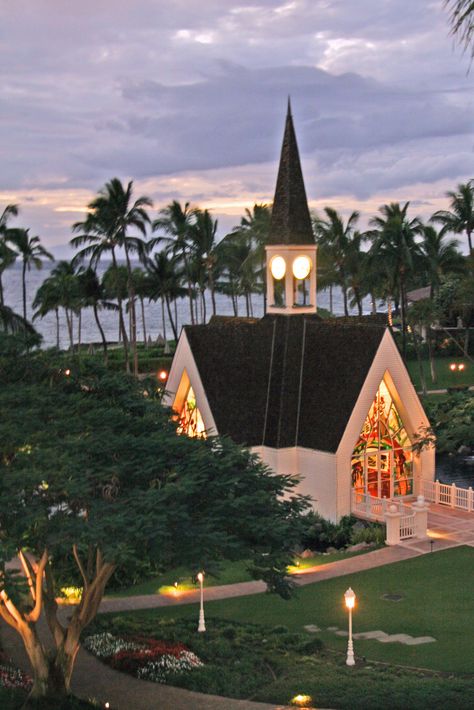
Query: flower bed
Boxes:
[
  {"xmin": 0, "ymin": 649, "xmax": 32, "ymax": 691},
  {"xmin": 83, "ymin": 632, "xmax": 203, "ymax": 684}
]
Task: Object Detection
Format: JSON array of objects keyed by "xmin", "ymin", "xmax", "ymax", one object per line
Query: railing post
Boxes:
[
  {"xmin": 412, "ymin": 495, "xmax": 429, "ymax": 539},
  {"xmin": 435, "ymin": 480, "xmax": 440, "ymax": 505},
  {"xmin": 469, "ymin": 487, "xmax": 473, "ymax": 513},
  {"xmin": 451, "ymin": 482, "xmax": 456, "ymax": 509},
  {"xmin": 384, "ymin": 504, "xmax": 401, "ymax": 546}
]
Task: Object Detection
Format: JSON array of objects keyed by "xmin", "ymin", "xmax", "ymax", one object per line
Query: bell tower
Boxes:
[{"xmin": 266, "ymin": 100, "xmax": 317, "ymax": 315}]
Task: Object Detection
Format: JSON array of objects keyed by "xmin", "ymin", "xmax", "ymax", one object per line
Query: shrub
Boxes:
[{"xmin": 300, "ymin": 513, "xmax": 356, "ymax": 552}]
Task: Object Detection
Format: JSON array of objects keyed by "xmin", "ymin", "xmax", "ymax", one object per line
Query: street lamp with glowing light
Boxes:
[
  {"xmin": 197, "ymin": 571, "xmax": 206, "ymax": 632},
  {"xmin": 344, "ymin": 587, "xmax": 356, "ymax": 666}
]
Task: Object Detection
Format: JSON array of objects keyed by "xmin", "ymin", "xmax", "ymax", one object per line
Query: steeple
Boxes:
[
  {"xmin": 268, "ymin": 98, "xmax": 314, "ymax": 245},
  {"xmin": 265, "ymin": 102, "xmax": 317, "ymax": 316}
]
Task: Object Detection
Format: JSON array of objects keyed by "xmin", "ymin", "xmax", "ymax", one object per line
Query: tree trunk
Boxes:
[
  {"xmin": 329, "ymin": 284, "xmax": 333, "ymax": 314},
  {"xmin": 22, "ymin": 260, "xmax": 27, "ymax": 321},
  {"xmin": 110, "ymin": 249, "xmax": 129, "ymax": 373},
  {"xmin": 428, "ymin": 326, "xmax": 436, "ymax": 384},
  {"xmin": 371, "ymin": 293, "xmax": 376, "ymax": 315},
  {"xmin": 411, "ymin": 327, "xmax": 427, "ymax": 397},
  {"xmin": 55, "ymin": 308, "xmax": 60, "ymax": 349},
  {"xmin": 182, "ymin": 252, "xmax": 195, "ymax": 325},
  {"xmin": 165, "ymin": 296, "xmax": 178, "ymax": 341},
  {"xmin": 161, "ymin": 297, "xmax": 167, "ymax": 343},
  {"xmin": 174, "ymin": 298, "xmax": 178, "ymax": 335},
  {"xmin": 140, "ymin": 297, "xmax": 147, "ymax": 346},
  {"xmin": 400, "ymin": 280, "xmax": 407, "ymax": 359},
  {"xmin": 77, "ymin": 309, "xmax": 82, "ymax": 355},
  {"xmin": 65, "ymin": 309, "xmax": 74, "ymax": 352},
  {"xmin": 467, "ymin": 228, "xmax": 473, "ymax": 255},
  {"xmin": 201, "ymin": 289, "xmax": 206, "ymax": 323},
  {"xmin": 93, "ymin": 304, "xmax": 108, "ymax": 364},
  {"xmin": 124, "ymin": 247, "xmax": 139, "ymax": 376},
  {"xmin": 342, "ymin": 284, "xmax": 349, "ymax": 317},
  {"xmin": 464, "ymin": 324, "xmax": 470, "ymax": 358},
  {"xmin": 0, "ymin": 272, "xmax": 4, "ymax": 306}
]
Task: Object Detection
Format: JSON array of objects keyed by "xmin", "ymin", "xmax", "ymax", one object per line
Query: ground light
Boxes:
[
  {"xmin": 290, "ymin": 693, "xmax": 313, "ymax": 707},
  {"xmin": 344, "ymin": 587, "xmax": 356, "ymax": 666},
  {"xmin": 197, "ymin": 571, "xmax": 206, "ymax": 632},
  {"xmin": 158, "ymin": 369, "xmax": 168, "ymax": 382}
]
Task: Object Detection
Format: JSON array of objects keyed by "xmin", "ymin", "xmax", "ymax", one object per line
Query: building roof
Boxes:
[
  {"xmin": 268, "ymin": 101, "xmax": 315, "ymax": 246},
  {"xmin": 184, "ymin": 315, "xmax": 386, "ymax": 453}
]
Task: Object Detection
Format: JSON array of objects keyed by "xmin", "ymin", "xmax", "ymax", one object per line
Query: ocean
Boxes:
[{"xmin": 3, "ymin": 262, "xmax": 377, "ymax": 348}]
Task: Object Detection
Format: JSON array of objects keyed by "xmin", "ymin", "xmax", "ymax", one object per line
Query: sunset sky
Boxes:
[{"xmin": 1, "ymin": 0, "xmax": 473, "ymax": 256}]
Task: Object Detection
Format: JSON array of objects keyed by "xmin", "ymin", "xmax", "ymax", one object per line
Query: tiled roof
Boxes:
[{"xmin": 185, "ymin": 314, "xmax": 385, "ymax": 453}]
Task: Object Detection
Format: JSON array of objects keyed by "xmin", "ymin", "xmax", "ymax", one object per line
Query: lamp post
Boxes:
[
  {"xmin": 344, "ymin": 587, "xmax": 356, "ymax": 666},
  {"xmin": 197, "ymin": 571, "xmax": 206, "ymax": 632}
]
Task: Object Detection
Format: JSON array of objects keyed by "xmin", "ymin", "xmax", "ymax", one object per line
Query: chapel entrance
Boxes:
[{"xmin": 351, "ymin": 380, "xmax": 413, "ymax": 500}]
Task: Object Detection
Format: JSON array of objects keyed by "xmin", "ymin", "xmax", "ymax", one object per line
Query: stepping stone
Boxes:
[
  {"xmin": 354, "ymin": 631, "xmax": 388, "ymax": 641},
  {"xmin": 404, "ymin": 636, "xmax": 436, "ymax": 645},
  {"xmin": 304, "ymin": 624, "xmax": 321, "ymax": 633},
  {"xmin": 335, "ymin": 630, "xmax": 349, "ymax": 637},
  {"xmin": 327, "ymin": 626, "xmax": 339, "ymax": 631}
]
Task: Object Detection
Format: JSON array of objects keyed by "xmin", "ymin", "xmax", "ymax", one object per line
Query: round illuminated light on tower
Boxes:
[
  {"xmin": 270, "ymin": 255, "xmax": 286, "ymax": 280},
  {"xmin": 292, "ymin": 255, "xmax": 312, "ymax": 280}
]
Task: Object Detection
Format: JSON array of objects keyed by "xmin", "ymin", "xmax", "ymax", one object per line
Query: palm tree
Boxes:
[
  {"xmin": 0, "ymin": 304, "xmax": 39, "ymax": 338},
  {"xmin": 313, "ymin": 208, "xmax": 360, "ymax": 316},
  {"xmin": 7, "ymin": 228, "xmax": 53, "ymax": 320},
  {"xmin": 152, "ymin": 201, "xmax": 196, "ymax": 325},
  {"xmin": 0, "ymin": 204, "xmax": 19, "ymax": 306},
  {"xmin": 367, "ymin": 202, "xmax": 423, "ymax": 357},
  {"xmin": 445, "ymin": 0, "xmax": 474, "ymax": 58},
  {"xmin": 33, "ymin": 277, "xmax": 62, "ymax": 348},
  {"xmin": 77, "ymin": 268, "xmax": 118, "ymax": 362},
  {"xmin": 102, "ymin": 264, "xmax": 129, "ymax": 344},
  {"xmin": 189, "ymin": 209, "xmax": 219, "ymax": 321},
  {"xmin": 345, "ymin": 232, "xmax": 366, "ymax": 317},
  {"xmin": 432, "ymin": 181, "xmax": 474, "ymax": 255},
  {"xmin": 145, "ymin": 251, "xmax": 186, "ymax": 342},
  {"xmin": 132, "ymin": 267, "xmax": 150, "ymax": 345},
  {"xmin": 231, "ymin": 204, "xmax": 271, "ymax": 310},
  {"xmin": 419, "ymin": 224, "xmax": 466, "ymax": 297},
  {"xmin": 40, "ymin": 261, "xmax": 80, "ymax": 351},
  {"xmin": 72, "ymin": 178, "xmax": 152, "ymax": 375}
]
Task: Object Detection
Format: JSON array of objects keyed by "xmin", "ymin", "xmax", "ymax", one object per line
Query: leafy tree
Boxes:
[
  {"xmin": 423, "ymin": 391, "xmax": 474, "ymax": 453},
  {"xmin": 77, "ymin": 268, "xmax": 118, "ymax": 362},
  {"xmin": 7, "ymin": 228, "xmax": 53, "ymax": 320},
  {"xmin": 0, "ymin": 343, "xmax": 308, "ymax": 704},
  {"xmin": 189, "ymin": 208, "xmax": 219, "ymax": 320},
  {"xmin": 432, "ymin": 181, "xmax": 474, "ymax": 255}
]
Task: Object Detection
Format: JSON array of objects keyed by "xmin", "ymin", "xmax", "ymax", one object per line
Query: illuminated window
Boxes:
[
  {"xmin": 352, "ymin": 380, "xmax": 413, "ymax": 498},
  {"xmin": 177, "ymin": 386, "xmax": 206, "ymax": 438}
]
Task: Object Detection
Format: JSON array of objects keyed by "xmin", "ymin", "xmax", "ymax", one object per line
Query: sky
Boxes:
[{"xmin": 1, "ymin": 0, "xmax": 473, "ymax": 256}]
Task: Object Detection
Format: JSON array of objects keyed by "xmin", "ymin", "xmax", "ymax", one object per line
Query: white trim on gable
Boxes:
[
  {"xmin": 335, "ymin": 329, "xmax": 434, "ymax": 518},
  {"xmin": 163, "ymin": 330, "xmax": 218, "ymax": 436}
]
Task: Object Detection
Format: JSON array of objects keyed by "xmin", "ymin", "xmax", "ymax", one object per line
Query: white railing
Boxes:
[
  {"xmin": 421, "ymin": 479, "xmax": 474, "ymax": 512},
  {"xmin": 351, "ymin": 490, "xmax": 412, "ymax": 521},
  {"xmin": 399, "ymin": 512, "xmax": 416, "ymax": 539}
]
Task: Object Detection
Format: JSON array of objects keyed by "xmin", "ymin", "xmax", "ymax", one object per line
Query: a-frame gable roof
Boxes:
[{"xmin": 184, "ymin": 315, "xmax": 385, "ymax": 453}]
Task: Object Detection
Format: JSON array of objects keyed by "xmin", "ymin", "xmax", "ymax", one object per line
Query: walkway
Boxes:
[{"xmin": 1, "ymin": 507, "xmax": 472, "ymax": 710}]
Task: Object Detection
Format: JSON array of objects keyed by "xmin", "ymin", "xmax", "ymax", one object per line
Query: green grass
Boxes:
[
  {"xmin": 92, "ymin": 547, "xmax": 474, "ymax": 709},
  {"xmin": 0, "ymin": 688, "xmax": 101, "ymax": 710},
  {"xmin": 406, "ymin": 356, "xmax": 473, "ymax": 391},
  {"xmin": 107, "ymin": 549, "xmax": 375, "ymax": 597},
  {"xmin": 103, "ymin": 547, "xmax": 474, "ymax": 674}
]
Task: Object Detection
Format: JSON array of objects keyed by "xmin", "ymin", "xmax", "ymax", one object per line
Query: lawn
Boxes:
[
  {"xmin": 406, "ymin": 356, "xmax": 473, "ymax": 391},
  {"xmin": 91, "ymin": 547, "xmax": 474, "ymax": 709},
  {"xmin": 99, "ymin": 546, "xmax": 474, "ymax": 673},
  {"xmin": 107, "ymin": 549, "xmax": 375, "ymax": 597}
]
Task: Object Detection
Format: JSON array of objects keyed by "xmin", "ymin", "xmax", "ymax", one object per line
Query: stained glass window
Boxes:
[
  {"xmin": 351, "ymin": 380, "xmax": 413, "ymax": 498},
  {"xmin": 177, "ymin": 386, "xmax": 206, "ymax": 438}
]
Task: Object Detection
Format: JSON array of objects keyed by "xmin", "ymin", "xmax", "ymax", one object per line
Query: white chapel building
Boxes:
[{"xmin": 164, "ymin": 105, "xmax": 435, "ymax": 522}]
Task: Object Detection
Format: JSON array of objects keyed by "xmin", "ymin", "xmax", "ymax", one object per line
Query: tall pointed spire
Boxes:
[{"xmin": 268, "ymin": 100, "xmax": 314, "ymax": 245}]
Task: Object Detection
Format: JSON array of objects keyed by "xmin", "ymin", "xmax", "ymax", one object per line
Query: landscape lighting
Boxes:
[
  {"xmin": 344, "ymin": 587, "xmax": 356, "ymax": 666},
  {"xmin": 270, "ymin": 255, "xmax": 286, "ymax": 280}
]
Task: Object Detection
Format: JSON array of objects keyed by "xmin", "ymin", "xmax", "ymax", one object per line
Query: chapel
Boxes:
[{"xmin": 164, "ymin": 103, "xmax": 435, "ymax": 522}]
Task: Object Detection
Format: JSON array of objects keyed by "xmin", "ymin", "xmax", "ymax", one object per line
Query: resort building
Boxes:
[{"xmin": 164, "ymin": 104, "xmax": 435, "ymax": 522}]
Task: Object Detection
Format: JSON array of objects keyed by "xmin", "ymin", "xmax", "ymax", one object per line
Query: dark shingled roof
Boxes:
[
  {"xmin": 268, "ymin": 101, "xmax": 315, "ymax": 246},
  {"xmin": 185, "ymin": 315, "xmax": 386, "ymax": 453}
]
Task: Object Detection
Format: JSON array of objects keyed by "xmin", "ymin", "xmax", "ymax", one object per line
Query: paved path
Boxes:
[{"xmin": 1, "ymin": 504, "xmax": 472, "ymax": 710}]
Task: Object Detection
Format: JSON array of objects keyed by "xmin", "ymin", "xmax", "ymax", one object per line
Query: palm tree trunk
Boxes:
[
  {"xmin": 174, "ymin": 298, "xmax": 178, "ymax": 335},
  {"xmin": 467, "ymin": 228, "xmax": 473, "ymax": 255},
  {"xmin": 0, "ymin": 273, "xmax": 4, "ymax": 307},
  {"xmin": 22, "ymin": 260, "xmax": 27, "ymax": 320},
  {"xmin": 411, "ymin": 327, "xmax": 427, "ymax": 397},
  {"xmin": 165, "ymin": 296, "xmax": 178, "ymax": 341},
  {"xmin": 161, "ymin": 297, "xmax": 167, "ymax": 343},
  {"xmin": 400, "ymin": 280, "xmax": 407, "ymax": 359},
  {"xmin": 329, "ymin": 284, "xmax": 333, "ymax": 314},
  {"xmin": 93, "ymin": 304, "xmax": 108, "ymax": 363},
  {"xmin": 65, "ymin": 309, "xmax": 74, "ymax": 352},
  {"xmin": 201, "ymin": 289, "xmax": 206, "ymax": 323},
  {"xmin": 124, "ymin": 247, "xmax": 139, "ymax": 376},
  {"xmin": 342, "ymin": 285, "xmax": 349, "ymax": 317},
  {"xmin": 140, "ymin": 297, "xmax": 147, "ymax": 346},
  {"xmin": 371, "ymin": 293, "xmax": 376, "ymax": 315},
  {"xmin": 77, "ymin": 310, "xmax": 82, "ymax": 354},
  {"xmin": 55, "ymin": 308, "xmax": 60, "ymax": 349},
  {"xmin": 111, "ymin": 249, "xmax": 129, "ymax": 373},
  {"xmin": 428, "ymin": 327, "xmax": 436, "ymax": 384}
]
